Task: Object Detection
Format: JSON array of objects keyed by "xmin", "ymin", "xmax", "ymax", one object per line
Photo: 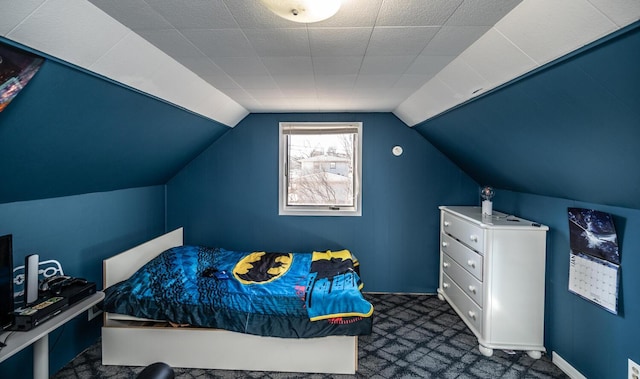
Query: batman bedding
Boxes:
[{"xmin": 103, "ymin": 246, "xmax": 373, "ymax": 338}]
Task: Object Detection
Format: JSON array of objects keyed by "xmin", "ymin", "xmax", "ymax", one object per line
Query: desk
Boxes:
[{"xmin": 0, "ymin": 292, "xmax": 104, "ymax": 379}]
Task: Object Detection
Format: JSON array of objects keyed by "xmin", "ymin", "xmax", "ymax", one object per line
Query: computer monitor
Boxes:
[{"xmin": 0, "ymin": 234, "xmax": 14, "ymax": 330}]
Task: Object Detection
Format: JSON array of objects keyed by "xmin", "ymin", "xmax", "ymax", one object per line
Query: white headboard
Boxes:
[{"xmin": 103, "ymin": 227, "xmax": 183, "ymax": 287}]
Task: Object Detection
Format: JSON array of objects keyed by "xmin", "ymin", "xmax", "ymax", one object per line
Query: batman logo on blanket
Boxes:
[{"xmin": 233, "ymin": 252, "xmax": 292, "ymax": 284}]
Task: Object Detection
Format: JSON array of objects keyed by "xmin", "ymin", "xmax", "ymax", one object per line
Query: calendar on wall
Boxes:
[{"xmin": 567, "ymin": 208, "xmax": 620, "ymax": 314}]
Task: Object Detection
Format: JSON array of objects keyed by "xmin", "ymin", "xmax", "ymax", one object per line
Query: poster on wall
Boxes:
[
  {"xmin": 0, "ymin": 41, "xmax": 44, "ymax": 112},
  {"xmin": 567, "ymin": 207, "xmax": 620, "ymax": 314}
]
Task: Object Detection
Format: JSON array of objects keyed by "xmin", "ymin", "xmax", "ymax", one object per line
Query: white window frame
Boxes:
[{"xmin": 279, "ymin": 122, "xmax": 362, "ymax": 216}]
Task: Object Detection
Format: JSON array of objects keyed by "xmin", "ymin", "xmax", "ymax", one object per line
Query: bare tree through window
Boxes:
[{"xmin": 279, "ymin": 122, "xmax": 362, "ymax": 216}]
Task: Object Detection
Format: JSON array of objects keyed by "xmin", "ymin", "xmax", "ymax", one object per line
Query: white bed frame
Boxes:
[{"xmin": 102, "ymin": 227, "xmax": 359, "ymax": 374}]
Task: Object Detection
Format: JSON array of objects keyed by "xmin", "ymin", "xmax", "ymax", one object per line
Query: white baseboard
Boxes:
[{"xmin": 552, "ymin": 351, "xmax": 586, "ymax": 379}]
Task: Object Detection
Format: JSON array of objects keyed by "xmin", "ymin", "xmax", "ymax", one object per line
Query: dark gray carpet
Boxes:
[{"xmin": 53, "ymin": 294, "xmax": 569, "ymax": 378}]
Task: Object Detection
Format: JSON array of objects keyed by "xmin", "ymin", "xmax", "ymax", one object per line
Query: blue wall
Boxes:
[
  {"xmin": 494, "ymin": 191, "xmax": 639, "ymax": 379},
  {"xmin": 0, "ymin": 186, "xmax": 165, "ymax": 378},
  {"xmin": 167, "ymin": 112, "xmax": 478, "ymax": 293},
  {"xmin": 414, "ymin": 23, "xmax": 640, "ymax": 210},
  {"xmin": 0, "ymin": 37, "xmax": 231, "ymax": 204}
]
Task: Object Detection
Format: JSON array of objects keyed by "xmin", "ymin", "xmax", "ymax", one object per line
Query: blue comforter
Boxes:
[{"xmin": 103, "ymin": 246, "xmax": 373, "ymax": 338}]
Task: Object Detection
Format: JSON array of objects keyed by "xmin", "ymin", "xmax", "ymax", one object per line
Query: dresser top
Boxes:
[{"xmin": 440, "ymin": 206, "xmax": 549, "ymax": 231}]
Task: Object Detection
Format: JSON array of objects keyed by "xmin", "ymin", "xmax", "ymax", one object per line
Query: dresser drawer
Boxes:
[
  {"xmin": 442, "ymin": 253, "xmax": 483, "ymax": 306},
  {"xmin": 441, "ymin": 233, "xmax": 483, "ymax": 280},
  {"xmin": 442, "ymin": 212, "xmax": 485, "ymax": 253},
  {"xmin": 441, "ymin": 273, "xmax": 483, "ymax": 332}
]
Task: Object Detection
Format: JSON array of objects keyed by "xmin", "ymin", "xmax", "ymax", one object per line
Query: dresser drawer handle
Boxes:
[
  {"xmin": 443, "ymin": 261, "xmax": 450, "ymax": 268},
  {"xmin": 469, "ymin": 235, "xmax": 478, "ymax": 242},
  {"xmin": 443, "ymin": 221, "xmax": 451, "ymax": 227},
  {"xmin": 442, "ymin": 241, "xmax": 448, "ymax": 247},
  {"xmin": 468, "ymin": 311, "xmax": 476, "ymax": 320},
  {"xmin": 468, "ymin": 285, "xmax": 477, "ymax": 294},
  {"xmin": 467, "ymin": 260, "xmax": 476, "ymax": 268},
  {"xmin": 443, "ymin": 282, "xmax": 450, "ymax": 289}
]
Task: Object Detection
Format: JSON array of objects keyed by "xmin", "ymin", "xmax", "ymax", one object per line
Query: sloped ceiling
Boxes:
[
  {"xmin": 415, "ymin": 24, "xmax": 640, "ymax": 210},
  {"xmin": 2, "ymin": 0, "xmax": 639, "ymax": 127},
  {"xmin": 0, "ymin": 49, "xmax": 230, "ymax": 204}
]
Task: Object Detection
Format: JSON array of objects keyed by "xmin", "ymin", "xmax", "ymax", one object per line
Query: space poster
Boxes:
[{"xmin": 0, "ymin": 41, "xmax": 44, "ymax": 112}]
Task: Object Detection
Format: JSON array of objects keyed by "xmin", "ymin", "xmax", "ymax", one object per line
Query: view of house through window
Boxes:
[{"xmin": 279, "ymin": 122, "xmax": 362, "ymax": 216}]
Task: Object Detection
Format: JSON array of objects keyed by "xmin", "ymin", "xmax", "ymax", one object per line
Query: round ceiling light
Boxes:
[{"xmin": 260, "ymin": 0, "xmax": 342, "ymax": 23}]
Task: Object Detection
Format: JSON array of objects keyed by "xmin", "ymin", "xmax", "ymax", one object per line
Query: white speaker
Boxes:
[{"xmin": 24, "ymin": 254, "xmax": 39, "ymax": 305}]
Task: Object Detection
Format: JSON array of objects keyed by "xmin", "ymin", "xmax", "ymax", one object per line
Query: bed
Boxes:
[{"xmin": 101, "ymin": 227, "xmax": 373, "ymax": 374}]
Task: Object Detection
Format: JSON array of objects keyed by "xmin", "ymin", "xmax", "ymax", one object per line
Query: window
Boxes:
[{"xmin": 279, "ymin": 122, "xmax": 362, "ymax": 216}]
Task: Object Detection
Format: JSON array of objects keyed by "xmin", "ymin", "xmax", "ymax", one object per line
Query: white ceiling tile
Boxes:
[
  {"xmin": 446, "ymin": 0, "xmax": 523, "ymax": 26},
  {"xmin": 354, "ymin": 74, "xmax": 400, "ymax": 89},
  {"xmin": 7, "ymin": 0, "xmax": 129, "ymax": 68},
  {"xmin": 182, "ymin": 29, "xmax": 257, "ymax": 58},
  {"xmin": 232, "ymin": 74, "xmax": 278, "ymax": 89},
  {"xmin": 0, "ymin": 0, "xmax": 46, "ymax": 35},
  {"xmin": 250, "ymin": 103, "xmax": 280, "ymax": 112},
  {"xmin": 358, "ymin": 55, "xmax": 415, "ymax": 75},
  {"xmin": 214, "ymin": 57, "xmax": 269, "ymax": 75},
  {"xmin": 349, "ymin": 97, "xmax": 396, "ymax": 111},
  {"xmin": 178, "ymin": 57, "xmax": 226, "ymax": 77},
  {"xmin": 460, "ymin": 28, "xmax": 537, "ymax": 87},
  {"xmin": 367, "ymin": 27, "xmax": 439, "ymax": 56},
  {"xmin": 284, "ymin": 99, "xmax": 323, "ymax": 111},
  {"xmin": 587, "ymin": 0, "xmax": 640, "ymax": 27},
  {"xmin": 394, "ymin": 74, "xmax": 437, "ymax": 91},
  {"xmin": 405, "ymin": 55, "xmax": 455, "ymax": 76},
  {"xmin": 262, "ymin": 56, "xmax": 313, "ymax": 75},
  {"xmin": 395, "ymin": 78, "xmax": 461, "ymax": 126},
  {"xmin": 237, "ymin": 97, "xmax": 263, "ymax": 111},
  {"xmin": 89, "ymin": 32, "xmax": 168, "ymax": 88},
  {"xmin": 316, "ymin": 95, "xmax": 352, "ymax": 104},
  {"xmin": 435, "ymin": 58, "xmax": 489, "ymax": 101},
  {"xmin": 315, "ymin": 75, "xmax": 357, "ymax": 95},
  {"xmin": 244, "ymin": 29, "xmax": 310, "ymax": 57},
  {"xmin": 219, "ymin": 87, "xmax": 254, "ymax": 100},
  {"xmin": 137, "ymin": 29, "xmax": 204, "ymax": 59},
  {"xmin": 278, "ymin": 86, "xmax": 317, "ymax": 98},
  {"xmin": 246, "ymin": 88, "xmax": 285, "ymax": 100},
  {"xmin": 317, "ymin": 87, "xmax": 354, "ymax": 98},
  {"xmin": 312, "ymin": 56, "xmax": 363, "ymax": 75},
  {"xmin": 376, "ymin": 0, "xmax": 463, "ymax": 26},
  {"xmin": 255, "ymin": 98, "xmax": 290, "ymax": 110},
  {"xmin": 421, "ymin": 25, "xmax": 490, "ymax": 56},
  {"xmin": 272, "ymin": 74, "xmax": 316, "ymax": 89},
  {"xmin": 151, "ymin": 60, "xmax": 204, "ymax": 106},
  {"xmin": 89, "ymin": 0, "xmax": 173, "ymax": 31},
  {"xmin": 354, "ymin": 86, "xmax": 415, "ymax": 99},
  {"xmin": 308, "ymin": 28, "xmax": 372, "ymax": 57},
  {"xmin": 495, "ymin": 0, "xmax": 618, "ymax": 65},
  {"xmin": 201, "ymin": 74, "xmax": 240, "ymax": 89},
  {"xmin": 144, "ymin": 0, "xmax": 239, "ymax": 29}
]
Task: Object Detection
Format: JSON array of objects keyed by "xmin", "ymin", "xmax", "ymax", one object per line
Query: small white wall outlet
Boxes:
[
  {"xmin": 630, "ymin": 358, "xmax": 640, "ymax": 379},
  {"xmin": 88, "ymin": 305, "xmax": 103, "ymax": 321}
]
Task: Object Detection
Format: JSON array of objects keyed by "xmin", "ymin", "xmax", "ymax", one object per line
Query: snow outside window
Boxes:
[{"xmin": 279, "ymin": 122, "xmax": 362, "ymax": 216}]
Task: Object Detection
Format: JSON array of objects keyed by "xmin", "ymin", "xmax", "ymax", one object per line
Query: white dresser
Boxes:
[{"xmin": 437, "ymin": 206, "xmax": 548, "ymax": 358}]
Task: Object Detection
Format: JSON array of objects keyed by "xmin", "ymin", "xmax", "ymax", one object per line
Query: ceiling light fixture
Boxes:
[{"xmin": 260, "ymin": 0, "xmax": 341, "ymax": 23}]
